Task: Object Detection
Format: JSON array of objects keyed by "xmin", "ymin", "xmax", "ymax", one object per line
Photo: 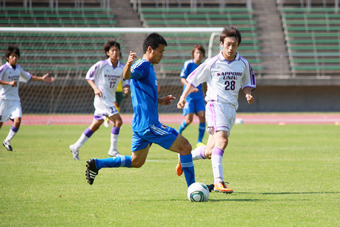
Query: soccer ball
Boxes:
[{"xmin": 187, "ymin": 182, "xmax": 209, "ymax": 202}]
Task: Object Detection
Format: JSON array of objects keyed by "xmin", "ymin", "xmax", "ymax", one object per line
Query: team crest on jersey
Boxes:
[{"xmin": 161, "ymin": 124, "xmax": 167, "ymax": 129}]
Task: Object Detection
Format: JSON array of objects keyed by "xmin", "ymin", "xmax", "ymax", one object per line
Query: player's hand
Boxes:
[
  {"xmin": 42, "ymin": 73, "xmax": 54, "ymax": 83},
  {"xmin": 159, "ymin": 95, "xmax": 176, "ymax": 105},
  {"xmin": 192, "ymin": 88, "xmax": 199, "ymax": 93},
  {"xmin": 94, "ymin": 88, "xmax": 103, "ymax": 97},
  {"xmin": 9, "ymin": 80, "xmax": 17, "ymax": 87},
  {"xmin": 123, "ymin": 86, "xmax": 130, "ymax": 95},
  {"xmin": 127, "ymin": 51, "xmax": 137, "ymax": 65},
  {"xmin": 177, "ymin": 97, "xmax": 186, "ymax": 109},
  {"xmin": 246, "ymin": 94, "xmax": 254, "ymax": 104}
]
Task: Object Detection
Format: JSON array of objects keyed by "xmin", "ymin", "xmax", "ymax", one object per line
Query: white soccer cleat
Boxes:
[
  {"xmin": 69, "ymin": 145, "xmax": 79, "ymax": 160},
  {"xmin": 108, "ymin": 149, "xmax": 120, "ymax": 157},
  {"xmin": 3, "ymin": 141, "xmax": 13, "ymax": 151}
]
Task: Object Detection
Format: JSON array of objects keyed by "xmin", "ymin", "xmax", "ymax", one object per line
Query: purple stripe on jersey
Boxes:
[
  {"xmin": 83, "ymin": 128, "xmax": 93, "ymax": 138},
  {"xmin": 0, "ymin": 64, "xmax": 9, "ymax": 74},
  {"xmin": 11, "ymin": 126, "xmax": 19, "ymax": 132},
  {"xmin": 249, "ymin": 65, "xmax": 256, "ymax": 85},
  {"xmin": 212, "ymin": 147, "xmax": 224, "ymax": 156},
  {"xmin": 209, "ymin": 101, "xmax": 216, "ymax": 132},
  {"xmin": 111, "ymin": 126, "xmax": 120, "ymax": 135}
]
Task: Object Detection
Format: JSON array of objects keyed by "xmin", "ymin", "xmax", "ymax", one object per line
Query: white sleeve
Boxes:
[
  {"xmin": 241, "ymin": 61, "xmax": 256, "ymax": 90},
  {"xmin": 18, "ymin": 65, "xmax": 32, "ymax": 83},
  {"xmin": 85, "ymin": 61, "xmax": 102, "ymax": 81},
  {"xmin": 186, "ymin": 58, "xmax": 213, "ymax": 87}
]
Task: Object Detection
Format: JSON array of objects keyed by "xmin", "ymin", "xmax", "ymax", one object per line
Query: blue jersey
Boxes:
[
  {"xmin": 130, "ymin": 59, "xmax": 160, "ymax": 132},
  {"xmin": 180, "ymin": 59, "xmax": 204, "ymax": 102}
]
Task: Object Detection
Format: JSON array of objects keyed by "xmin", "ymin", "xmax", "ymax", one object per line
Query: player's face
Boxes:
[
  {"xmin": 107, "ymin": 46, "xmax": 120, "ymax": 64},
  {"xmin": 7, "ymin": 53, "xmax": 19, "ymax": 66},
  {"xmin": 193, "ymin": 49, "xmax": 204, "ymax": 64},
  {"xmin": 149, "ymin": 44, "xmax": 165, "ymax": 65},
  {"xmin": 221, "ymin": 37, "xmax": 239, "ymax": 61}
]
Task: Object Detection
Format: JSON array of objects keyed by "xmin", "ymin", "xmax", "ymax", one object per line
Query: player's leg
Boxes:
[
  {"xmin": 2, "ymin": 102, "xmax": 22, "ymax": 151},
  {"xmin": 196, "ymin": 110, "xmax": 206, "ymax": 147},
  {"xmin": 108, "ymin": 113, "xmax": 123, "ymax": 157},
  {"xmin": 178, "ymin": 101, "xmax": 194, "ymax": 134},
  {"xmin": 69, "ymin": 117, "xmax": 103, "ymax": 160},
  {"xmin": 3, "ymin": 117, "xmax": 21, "ymax": 151},
  {"xmin": 86, "ymin": 132, "xmax": 151, "ymax": 185}
]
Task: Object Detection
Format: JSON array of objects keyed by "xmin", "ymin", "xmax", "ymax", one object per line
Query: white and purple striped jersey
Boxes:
[
  {"xmin": 86, "ymin": 59, "xmax": 129, "ymax": 107},
  {"xmin": 187, "ymin": 52, "xmax": 256, "ymax": 109},
  {"xmin": 0, "ymin": 62, "xmax": 32, "ymax": 101}
]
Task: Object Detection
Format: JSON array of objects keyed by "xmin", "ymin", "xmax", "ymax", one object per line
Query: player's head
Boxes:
[
  {"xmin": 104, "ymin": 40, "xmax": 121, "ymax": 62},
  {"xmin": 5, "ymin": 45, "xmax": 20, "ymax": 66},
  {"xmin": 143, "ymin": 33, "xmax": 167, "ymax": 64},
  {"xmin": 220, "ymin": 27, "xmax": 241, "ymax": 61},
  {"xmin": 192, "ymin": 45, "xmax": 205, "ymax": 63}
]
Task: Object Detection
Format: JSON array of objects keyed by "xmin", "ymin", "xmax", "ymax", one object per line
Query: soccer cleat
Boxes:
[
  {"xmin": 196, "ymin": 142, "xmax": 206, "ymax": 148},
  {"xmin": 108, "ymin": 149, "xmax": 120, "ymax": 157},
  {"xmin": 86, "ymin": 159, "xmax": 99, "ymax": 185},
  {"xmin": 206, "ymin": 184, "xmax": 214, "ymax": 192},
  {"xmin": 176, "ymin": 157, "xmax": 183, "ymax": 176},
  {"xmin": 3, "ymin": 141, "xmax": 13, "ymax": 151},
  {"xmin": 69, "ymin": 145, "xmax": 79, "ymax": 160},
  {"xmin": 214, "ymin": 181, "xmax": 233, "ymax": 194}
]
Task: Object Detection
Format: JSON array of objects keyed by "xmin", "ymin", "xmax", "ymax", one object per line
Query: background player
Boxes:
[
  {"xmin": 178, "ymin": 45, "xmax": 206, "ymax": 147},
  {"xmin": 176, "ymin": 27, "xmax": 256, "ymax": 193},
  {"xmin": 0, "ymin": 45, "xmax": 54, "ymax": 151},
  {"xmin": 85, "ymin": 33, "xmax": 195, "ymax": 189},
  {"xmin": 69, "ymin": 40, "xmax": 130, "ymax": 160}
]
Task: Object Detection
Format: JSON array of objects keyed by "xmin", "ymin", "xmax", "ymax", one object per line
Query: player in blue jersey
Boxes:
[
  {"xmin": 85, "ymin": 33, "xmax": 196, "ymax": 189},
  {"xmin": 178, "ymin": 45, "xmax": 206, "ymax": 147}
]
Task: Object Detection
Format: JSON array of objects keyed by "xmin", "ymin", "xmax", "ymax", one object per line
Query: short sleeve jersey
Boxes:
[
  {"xmin": 180, "ymin": 59, "xmax": 203, "ymax": 101},
  {"xmin": 86, "ymin": 59, "xmax": 128, "ymax": 107},
  {"xmin": 130, "ymin": 59, "xmax": 160, "ymax": 132},
  {"xmin": 0, "ymin": 62, "xmax": 32, "ymax": 101},
  {"xmin": 187, "ymin": 52, "xmax": 256, "ymax": 109}
]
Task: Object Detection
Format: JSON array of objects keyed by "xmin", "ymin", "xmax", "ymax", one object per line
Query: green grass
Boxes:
[{"xmin": 0, "ymin": 123, "xmax": 339, "ymax": 226}]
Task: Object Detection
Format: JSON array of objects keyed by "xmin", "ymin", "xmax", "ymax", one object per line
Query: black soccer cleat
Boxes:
[
  {"xmin": 3, "ymin": 141, "xmax": 13, "ymax": 151},
  {"xmin": 86, "ymin": 159, "xmax": 99, "ymax": 185},
  {"xmin": 207, "ymin": 184, "xmax": 214, "ymax": 192}
]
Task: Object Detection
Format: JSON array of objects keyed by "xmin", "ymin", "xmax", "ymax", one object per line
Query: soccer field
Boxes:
[{"xmin": 0, "ymin": 123, "xmax": 339, "ymax": 226}]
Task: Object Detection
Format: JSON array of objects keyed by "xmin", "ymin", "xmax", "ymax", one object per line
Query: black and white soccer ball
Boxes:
[{"xmin": 187, "ymin": 182, "xmax": 209, "ymax": 202}]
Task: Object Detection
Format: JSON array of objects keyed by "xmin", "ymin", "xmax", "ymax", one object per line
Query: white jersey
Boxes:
[
  {"xmin": 0, "ymin": 62, "xmax": 32, "ymax": 101},
  {"xmin": 86, "ymin": 59, "xmax": 129, "ymax": 108},
  {"xmin": 187, "ymin": 52, "xmax": 256, "ymax": 109}
]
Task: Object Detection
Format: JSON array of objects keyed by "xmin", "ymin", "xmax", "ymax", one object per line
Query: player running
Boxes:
[
  {"xmin": 178, "ymin": 45, "xmax": 207, "ymax": 147},
  {"xmin": 176, "ymin": 26, "xmax": 256, "ymax": 193},
  {"xmin": 0, "ymin": 45, "xmax": 54, "ymax": 151},
  {"xmin": 85, "ymin": 33, "xmax": 195, "ymax": 189},
  {"xmin": 69, "ymin": 40, "xmax": 130, "ymax": 160}
]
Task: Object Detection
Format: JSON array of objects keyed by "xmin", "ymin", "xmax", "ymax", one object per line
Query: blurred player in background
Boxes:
[
  {"xmin": 69, "ymin": 40, "xmax": 130, "ymax": 160},
  {"xmin": 176, "ymin": 27, "xmax": 256, "ymax": 193},
  {"xmin": 85, "ymin": 33, "xmax": 196, "ymax": 189},
  {"xmin": 0, "ymin": 45, "xmax": 54, "ymax": 151},
  {"xmin": 178, "ymin": 45, "xmax": 206, "ymax": 147}
]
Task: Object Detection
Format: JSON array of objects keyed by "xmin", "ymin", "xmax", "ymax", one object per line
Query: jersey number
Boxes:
[
  {"xmin": 110, "ymin": 82, "xmax": 116, "ymax": 88},
  {"xmin": 224, "ymin": 81, "xmax": 236, "ymax": 90}
]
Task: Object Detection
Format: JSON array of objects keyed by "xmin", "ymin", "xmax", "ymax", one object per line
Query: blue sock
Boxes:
[
  {"xmin": 180, "ymin": 154, "xmax": 195, "ymax": 187},
  {"xmin": 95, "ymin": 156, "xmax": 132, "ymax": 170},
  {"xmin": 198, "ymin": 122, "xmax": 206, "ymax": 143},
  {"xmin": 178, "ymin": 121, "xmax": 188, "ymax": 134}
]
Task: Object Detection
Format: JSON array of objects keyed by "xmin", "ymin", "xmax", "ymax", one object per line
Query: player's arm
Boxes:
[
  {"xmin": 159, "ymin": 95, "xmax": 176, "ymax": 105},
  {"xmin": 87, "ymin": 79, "xmax": 102, "ymax": 97},
  {"xmin": 243, "ymin": 87, "xmax": 254, "ymax": 104},
  {"xmin": 177, "ymin": 83, "xmax": 196, "ymax": 109},
  {"xmin": 123, "ymin": 51, "xmax": 137, "ymax": 80},
  {"xmin": 31, "ymin": 73, "xmax": 54, "ymax": 83},
  {"xmin": 0, "ymin": 80, "xmax": 16, "ymax": 87}
]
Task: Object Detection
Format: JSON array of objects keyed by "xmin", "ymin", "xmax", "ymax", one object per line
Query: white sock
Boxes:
[
  {"xmin": 192, "ymin": 146, "xmax": 206, "ymax": 160},
  {"xmin": 74, "ymin": 134, "xmax": 88, "ymax": 149},
  {"xmin": 5, "ymin": 128, "xmax": 17, "ymax": 142},
  {"xmin": 211, "ymin": 147, "xmax": 224, "ymax": 184},
  {"xmin": 110, "ymin": 133, "xmax": 119, "ymax": 151}
]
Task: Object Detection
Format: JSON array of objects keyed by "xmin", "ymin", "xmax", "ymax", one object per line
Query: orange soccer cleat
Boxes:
[
  {"xmin": 176, "ymin": 157, "xmax": 183, "ymax": 176},
  {"xmin": 214, "ymin": 181, "xmax": 233, "ymax": 194}
]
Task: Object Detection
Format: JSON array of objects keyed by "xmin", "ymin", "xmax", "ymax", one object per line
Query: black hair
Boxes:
[
  {"xmin": 143, "ymin": 33, "xmax": 167, "ymax": 53},
  {"xmin": 220, "ymin": 26, "xmax": 242, "ymax": 46},
  {"xmin": 104, "ymin": 40, "xmax": 121, "ymax": 57},
  {"xmin": 5, "ymin": 45, "xmax": 20, "ymax": 59}
]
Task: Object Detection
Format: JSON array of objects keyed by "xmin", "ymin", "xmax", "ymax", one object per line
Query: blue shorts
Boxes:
[
  {"xmin": 131, "ymin": 123, "xmax": 179, "ymax": 152},
  {"xmin": 183, "ymin": 98, "xmax": 206, "ymax": 116}
]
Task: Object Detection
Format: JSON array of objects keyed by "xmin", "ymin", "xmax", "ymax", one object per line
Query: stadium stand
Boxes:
[
  {"xmin": 279, "ymin": 1, "xmax": 340, "ymax": 77},
  {"xmin": 138, "ymin": 1, "xmax": 263, "ymax": 74}
]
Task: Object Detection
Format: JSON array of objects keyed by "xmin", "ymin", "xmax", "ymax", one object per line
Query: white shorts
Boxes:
[
  {"xmin": 0, "ymin": 100, "xmax": 22, "ymax": 122},
  {"xmin": 93, "ymin": 98, "xmax": 118, "ymax": 120},
  {"xmin": 205, "ymin": 101, "xmax": 236, "ymax": 137}
]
